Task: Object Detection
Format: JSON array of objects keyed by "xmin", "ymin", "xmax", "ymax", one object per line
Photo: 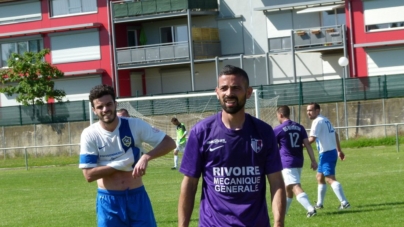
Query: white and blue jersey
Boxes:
[
  {"xmin": 309, "ymin": 115, "xmax": 337, "ymax": 153},
  {"xmin": 79, "ymin": 117, "xmax": 165, "ymax": 169}
]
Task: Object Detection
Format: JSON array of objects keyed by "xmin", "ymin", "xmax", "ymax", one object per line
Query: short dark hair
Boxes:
[
  {"xmin": 89, "ymin": 84, "xmax": 116, "ymax": 107},
  {"xmin": 309, "ymin": 102, "xmax": 320, "ymax": 110},
  {"xmin": 219, "ymin": 65, "xmax": 249, "ymax": 87},
  {"xmin": 171, "ymin": 117, "xmax": 178, "ymax": 123},
  {"xmin": 117, "ymin": 108, "xmax": 128, "ymax": 114},
  {"xmin": 277, "ymin": 105, "xmax": 290, "ymax": 118}
]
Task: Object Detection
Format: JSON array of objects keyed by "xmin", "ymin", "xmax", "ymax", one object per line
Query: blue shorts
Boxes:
[
  {"xmin": 318, "ymin": 149, "xmax": 338, "ymax": 176},
  {"xmin": 96, "ymin": 186, "xmax": 156, "ymax": 227}
]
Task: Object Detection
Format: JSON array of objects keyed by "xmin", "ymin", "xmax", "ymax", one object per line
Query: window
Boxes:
[
  {"xmin": 1, "ymin": 39, "xmax": 43, "ymax": 67},
  {"xmin": 0, "ymin": 0, "xmax": 41, "ymax": 25},
  {"xmin": 322, "ymin": 8, "xmax": 346, "ymax": 27},
  {"xmin": 127, "ymin": 29, "xmax": 138, "ymax": 47},
  {"xmin": 50, "ymin": 29, "xmax": 100, "ymax": 64},
  {"xmin": 268, "ymin": 37, "xmax": 291, "ymax": 52},
  {"xmin": 50, "ymin": 0, "xmax": 97, "ymax": 17},
  {"xmin": 160, "ymin": 25, "xmax": 188, "ymax": 43},
  {"xmin": 364, "ymin": 0, "xmax": 404, "ymax": 32}
]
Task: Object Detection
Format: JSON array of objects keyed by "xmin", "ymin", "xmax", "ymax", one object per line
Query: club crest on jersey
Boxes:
[
  {"xmin": 251, "ymin": 138, "xmax": 263, "ymax": 153},
  {"xmin": 122, "ymin": 136, "xmax": 132, "ymax": 148}
]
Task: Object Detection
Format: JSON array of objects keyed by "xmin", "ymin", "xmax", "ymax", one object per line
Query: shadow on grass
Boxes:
[{"xmin": 322, "ymin": 201, "xmax": 404, "ymax": 216}]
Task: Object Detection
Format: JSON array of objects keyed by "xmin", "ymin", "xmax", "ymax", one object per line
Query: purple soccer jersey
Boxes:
[
  {"xmin": 180, "ymin": 112, "xmax": 282, "ymax": 227},
  {"xmin": 273, "ymin": 120, "xmax": 308, "ymax": 169}
]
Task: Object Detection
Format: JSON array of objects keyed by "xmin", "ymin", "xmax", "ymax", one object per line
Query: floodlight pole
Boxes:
[
  {"xmin": 339, "ymin": 56, "xmax": 349, "ymax": 140},
  {"xmin": 254, "ymin": 89, "xmax": 260, "ymax": 119}
]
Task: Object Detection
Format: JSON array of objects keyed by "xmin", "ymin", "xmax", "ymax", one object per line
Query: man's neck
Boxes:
[
  {"xmin": 99, "ymin": 118, "xmax": 119, "ymax": 132},
  {"xmin": 221, "ymin": 110, "xmax": 245, "ymax": 130}
]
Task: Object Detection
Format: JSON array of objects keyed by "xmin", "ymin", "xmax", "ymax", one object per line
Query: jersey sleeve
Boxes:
[
  {"xmin": 179, "ymin": 127, "xmax": 203, "ymax": 178},
  {"xmin": 309, "ymin": 119, "xmax": 321, "ymax": 138},
  {"xmin": 265, "ymin": 126, "xmax": 283, "ymax": 175},
  {"xmin": 301, "ymin": 125, "xmax": 308, "ymax": 139},
  {"xmin": 133, "ymin": 119, "xmax": 166, "ymax": 148},
  {"xmin": 79, "ymin": 128, "xmax": 99, "ymax": 169}
]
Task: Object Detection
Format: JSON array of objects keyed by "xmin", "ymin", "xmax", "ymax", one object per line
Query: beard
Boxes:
[
  {"xmin": 98, "ymin": 109, "xmax": 117, "ymax": 124},
  {"xmin": 220, "ymin": 95, "xmax": 247, "ymax": 114}
]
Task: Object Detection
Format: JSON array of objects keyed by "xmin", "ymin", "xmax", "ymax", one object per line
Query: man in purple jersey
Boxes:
[
  {"xmin": 178, "ymin": 65, "xmax": 286, "ymax": 227},
  {"xmin": 274, "ymin": 105, "xmax": 318, "ymax": 218}
]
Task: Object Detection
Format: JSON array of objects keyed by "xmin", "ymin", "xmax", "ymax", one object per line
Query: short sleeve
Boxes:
[
  {"xmin": 79, "ymin": 128, "xmax": 98, "ymax": 169},
  {"xmin": 265, "ymin": 127, "xmax": 283, "ymax": 175},
  {"xmin": 132, "ymin": 119, "xmax": 166, "ymax": 148},
  {"xmin": 310, "ymin": 119, "xmax": 320, "ymax": 138},
  {"xmin": 180, "ymin": 128, "xmax": 202, "ymax": 178}
]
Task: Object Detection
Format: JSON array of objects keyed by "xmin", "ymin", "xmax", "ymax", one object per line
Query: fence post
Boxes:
[
  {"xmin": 24, "ymin": 147, "xmax": 28, "ymax": 170},
  {"xmin": 395, "ymin": 124, "xmax": 399, "ymax": 153},
  {"xmin": 2, "ymin": 126, "xmax": 5, "ymax": 160},
  {"xmin": 68, "ymin": 122, "xmax": 72, "ymax": 156},
  {"xmin": 298, "ymin": 78, "xmax": 303, "ymax": 124}
]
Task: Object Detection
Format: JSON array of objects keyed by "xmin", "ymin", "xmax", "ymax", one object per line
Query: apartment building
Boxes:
[
  {"xmin": 0, "ymin": 0, "xmax": 113, "ymax": 106},
  {"xmin": 349, "ymin": 0, "xmax": 404, "ymax": 77},
  {"xmin": 1, "ymin": 0, "xmax": 403, "ymax": 106}
]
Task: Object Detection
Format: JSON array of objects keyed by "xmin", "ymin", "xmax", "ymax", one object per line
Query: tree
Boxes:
[{"xmin": 0, "ymin": 49, "xmax": 66, "ymax": 106}]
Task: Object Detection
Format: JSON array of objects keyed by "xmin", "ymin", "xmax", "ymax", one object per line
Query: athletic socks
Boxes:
[
  {"xmin": 331, "ymin": 181, "xmax": 348, "ymax": 204},
  {"xmin": 296, "ymin": 192, "xmax": 315, "ymax": 212},
  {"xmin": 317, "ymin": 184, "xmax": 327, "ymax": 206},
  {"xmin": 286, "ymin": 197, "xmax": 293, "ymax": 214},
  {"xmin": 174, "ymin": 155, "xmax": 178, "ymax": 168}
]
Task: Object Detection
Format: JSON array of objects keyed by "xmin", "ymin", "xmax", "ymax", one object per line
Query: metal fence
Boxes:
[{"xmin": 1, "ymin": 74, "xmax": 404, "ymax": 127}]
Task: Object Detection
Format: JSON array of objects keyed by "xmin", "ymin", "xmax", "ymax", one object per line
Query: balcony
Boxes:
[
  {"xmin": 116, "ymin": 41, "xmax": 221, "ymax": 68},
  {"xmin": 112, "ymin": 0, "xmax": 218, "ymax": 19},
  {"xmin": 268, "ymin": 25, "xmax": 345, "ymax": 53}
]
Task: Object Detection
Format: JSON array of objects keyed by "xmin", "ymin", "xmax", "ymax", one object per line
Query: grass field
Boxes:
[{"xmin": 1, "ymin": 145, "xmax": 404, "ymax": 227}]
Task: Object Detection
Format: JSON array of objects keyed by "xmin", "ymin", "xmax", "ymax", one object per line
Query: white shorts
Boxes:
[
  {"xmin": 281, "ymin": 168, "xmax": 302, "ymax": 186},
  {"xmin": 175, "ymin": 143, "xmax": 186, "ymax": 152}
]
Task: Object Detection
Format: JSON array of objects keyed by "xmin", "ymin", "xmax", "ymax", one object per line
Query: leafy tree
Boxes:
[{"xmin": 0, "ymin": 49, "xmax": 66, "ymax": 106}]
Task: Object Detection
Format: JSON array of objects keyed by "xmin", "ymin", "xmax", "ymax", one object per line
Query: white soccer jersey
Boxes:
[
  {"xmin": 309, "ymin": 115, "xmax": 337, "ymax": 153},
  {"xmin": 79, "ymin": 117, "xmax": 165, "ymax": 169}
]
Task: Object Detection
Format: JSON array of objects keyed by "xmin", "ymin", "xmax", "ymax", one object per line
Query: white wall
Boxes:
[
  {"xmin": 194, "ymin": 63, "xmax": 217, "ymax": 91},
  {"xmin": 366, "ymin": 47, "xmax": 404, "ymax": 76},
  {"xmin": 130, "ymin": 72, "xmax": 143, "ymax": 96}
]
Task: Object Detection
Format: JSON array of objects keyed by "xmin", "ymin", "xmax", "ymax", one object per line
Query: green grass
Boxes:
[{"xmin": 1, "ymin": 144, "xmax": 404, "ymax": 226}]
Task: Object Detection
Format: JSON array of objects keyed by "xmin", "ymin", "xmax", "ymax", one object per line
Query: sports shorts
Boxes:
[
  {"xmin": 96, "ymin": 186, "xmax": 156, "ymax": 227},
  {"xmin": 318, "ymin": 149, "xmax": 338, "ymax": 176},
  {"xmin": 175, "ymin": 142, "xmax": 186, "ymax": 152},
  {"xmin": 281, "ymin": 168, "xmax": 302, "ymax": 186}
]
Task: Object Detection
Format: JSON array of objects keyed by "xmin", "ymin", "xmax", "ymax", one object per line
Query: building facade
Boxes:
[
  {"xmin": 1, "ymin": 0, "xmax": 403, "ymax": 107},
  {"xmin": 0, "ymin": 0, "xmax": 113, "ymax": 106}
]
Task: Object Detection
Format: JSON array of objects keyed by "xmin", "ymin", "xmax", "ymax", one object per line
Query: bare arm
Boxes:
[
  {"xmin": 82, "ymin": 166, "xmax": 117, "ymax": 182},
  {"xmin": 178, "ymin": 176, "xmax": 199, "ymax": 227},
  {"xmin": 302, "ymin": 138, "xmax": 318, "ymax": 170},
  {"xmin": 267, "ymin": 171, "xmax": 286, "ymax": 227},
  {"xmin": 133, "ymin": 135, "xmax": 176, "ymax": 177},
  {"xmin": 308, "ymin": 136, "xmax": 316, "ymax": 144},
  {"xmin": 335, "ymin": 133, "xmax": 345, "ymax": 160}
]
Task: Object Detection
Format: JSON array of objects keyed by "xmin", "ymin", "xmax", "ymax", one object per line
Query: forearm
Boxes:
[
  {"xmin": 308, "ymin": 136, "xmax": 316, "ymax": 144},
  {"xmin": 82, "ymin": 166, "xmax": 117, "ymax": 182},
  {"xmin": 178, "ymin": 176, "xmax": 198, "ymax": 227},
  {"xmin": 147, "ymin": 135, "xmax": 176, "ymax": 160},
  {"xmin": 303, "ymin": 139, "xmax": 316, "ymax": 162},
  {"xmin": 268, "ymin": 172, "xmax": 286, "ymax": 227},
  {"xmin": 335, "ymin": 133, "xmax": 342, "ymax": 151}
]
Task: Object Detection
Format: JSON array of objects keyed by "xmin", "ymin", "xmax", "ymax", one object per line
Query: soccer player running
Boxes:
[
  {"xmin": 171, "ymin": 117, "xmax": 187, "ymax": 170},
  {"xmin": 178, "ymin": 65, "xmax": 286, "ymax": 227},
  {"xmin": 274, "ymin": 105, "xmax": 318, "ymax": 217},
  {"xmin": 79, "ymin": 85, "xmax": 176, "ymax": 227},
  {"xmin": 307, "ymin": 102, "xmax": 350, "ymax": 210}
]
